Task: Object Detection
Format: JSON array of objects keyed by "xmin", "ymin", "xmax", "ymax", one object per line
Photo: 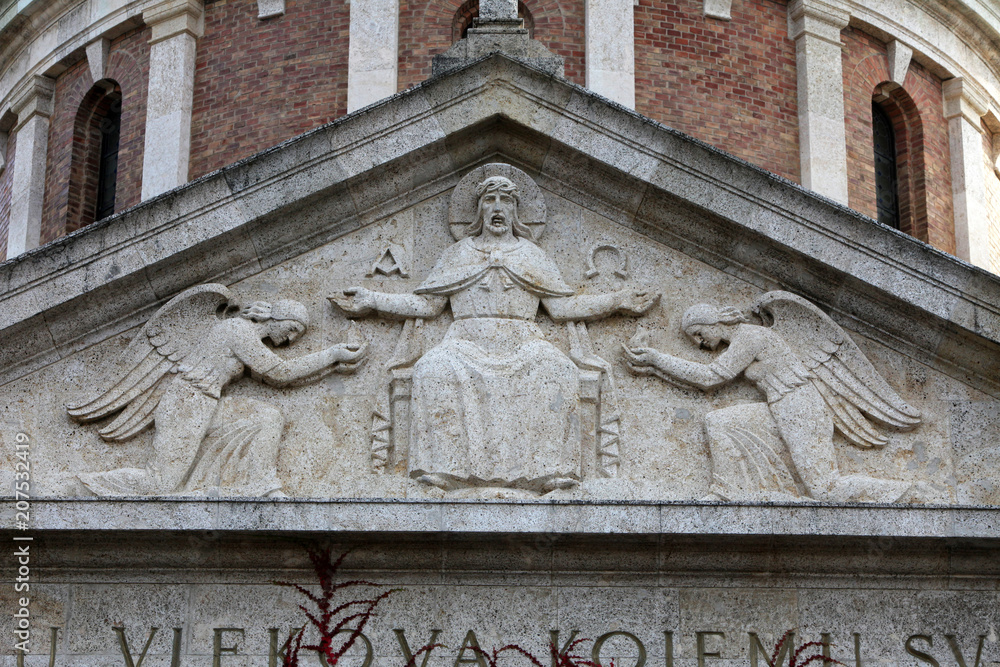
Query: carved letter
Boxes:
[
  {"xmin": 906, "ymin": 635, "xmax": 940, "ymax": 667},
  {"xmin": 269, "ymin": 627, "xmax": 304, "ymax": 667},
  {"xmin": 697, "ymin": 632, "xmax": 725, "ymax": 667},
  {"xmin": 48, "ymin": 627, "xmax": 60, "ymax": 667},
  {"xmin": 592, "ymin": 631, "xmax": 646, "ymax": 667},
  {"xmin": 854, "ymin": 633, "xmax": 863, "ymax": 667},
  {"xmin": 113, "ymin": 627, "xmax": 158, "ymax": 667},
  {"xmin": 395, "ymin": 629, "xmax": 442, "ymax": 667},
  {"xmin": 324, "ymin": 630, "xmax": 373, "ymax": 667},
  {"xmin": 551, "ymin": 630, "xmax": 581, "ymax": 667},
  {"xmin": 750, "ymin": 632, "xmax": 793, "ymax": 667},
  {"xmin": 665, "ymin": 631, "xmax": 674, "ymax": 667},
  {"xmin": 213, "ymin": 628, "xmax": 245, "ymax": 667},
  {"xmin": 454, "ymin": 630, "xmax": 488, "ymax": 667},
  {"xmin": 945, "ymin": 635, "xmax": 986, "ymax": 667},
  {"xmin": 171, "ymin": 628, "xmax": 182, "ymax": 667}
]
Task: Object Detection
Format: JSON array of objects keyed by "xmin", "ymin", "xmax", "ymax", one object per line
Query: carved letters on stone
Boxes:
[
  {"xmin": 623, "ymin": 291, "xmax": 938, "ymax": 503},
  {"xmin": 331, "ymin": 164, "xmax": 659, "ymax": 494},
  {"xmin": 67, "ymin": 284, "xmax": 365, "ymax": 497}
]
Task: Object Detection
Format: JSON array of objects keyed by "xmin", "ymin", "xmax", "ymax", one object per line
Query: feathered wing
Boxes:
[
  {"xmin": 67, "ymin": 284, "xmax": 235, "ymax": 441},
  {"xmin": 754, "ymin": 291, "xmax": 921, "ymax": 448}
]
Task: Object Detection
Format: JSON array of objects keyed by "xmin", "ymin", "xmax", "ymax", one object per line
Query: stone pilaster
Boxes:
[
  {"xmin": 347, "ymin": 0, "xmax": 399, "ymax": 113},
  {"xmin": 788, "ymin": 0, "xmax": 850, "ymax": 205},
  {"xmin": 944, "ymin": 77, "xmax": 991, "ymax": 269},
  {"xmin": 7, "ymin": 75, "xmax": 55, "ymax": 257},
  {"xmin": 141, "ymin": 0, "xmax": 204, "ymax": 201},
  {"xmin": 585, "ymin": 0, "xmax": 635, "ymax": 108}
]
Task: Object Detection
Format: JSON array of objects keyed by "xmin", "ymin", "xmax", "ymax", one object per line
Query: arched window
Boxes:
[
  {"xmin": 452, "ymin": 0, "xmax": 534, "ymax": 41},
  {"xmin": 67, "ymin": 81, "xmax": 122, "ymax": 233},
  {"xmin": 872, "ymin": 101, "xmax": 900, "ymax": 229},
  {"xmin": 870, "ymin": 87, "xmax": 926, "ymax": 240}
]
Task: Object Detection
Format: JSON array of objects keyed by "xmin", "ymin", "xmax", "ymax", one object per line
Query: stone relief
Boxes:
[
  {"xmin": 331, "ymin": 164, "xmax": 659, "ymax": 493},
  {"xmin": 42, "ymin": 164, "xmax": 970, "ymax": 503},
  {"xmin": 67, "ymin": 284, "xmax": 365, "ymax": 496},
  {"xmin": 623, "ymin": 291, "xmax": 942, "ymax": 503}
]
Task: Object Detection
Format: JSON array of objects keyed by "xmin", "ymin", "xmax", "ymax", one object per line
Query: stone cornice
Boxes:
[{"xmin": 10, "ymin": 498, "xmax": 1000, "ymax": 540}]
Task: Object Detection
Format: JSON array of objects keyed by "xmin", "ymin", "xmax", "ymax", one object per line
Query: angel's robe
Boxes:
[{"xmin": 407, "ymin": 236, "xmax": 582, "ymax": 488}]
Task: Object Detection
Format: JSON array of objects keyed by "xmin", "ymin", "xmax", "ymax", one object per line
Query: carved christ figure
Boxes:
[
  {"xmin": 332, "ymin": 176, "xmax": 658, "ymax": 493},
  {"xmin": 623, "ymin": 291, "xmax": 934, "ymax": 503},
  {"xmin": 68, "ymin": 285, "xmax": 365, "ymax": 497}
]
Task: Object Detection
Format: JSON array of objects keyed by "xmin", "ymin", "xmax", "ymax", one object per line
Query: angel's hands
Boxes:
[
  {"xmin": 330, "ymin": 342, "xmax": 367, "ymax": 373},
  {"xmin": 622, "ymin": 344, "xmax": 663, "ymax": 374},
  {"xmin": 329, "ymin": 287, "xmax": 376, "ymax": 316},
  {"xmin": 616, "ymin": 289, "xmax": 661, "ymax": 316}
]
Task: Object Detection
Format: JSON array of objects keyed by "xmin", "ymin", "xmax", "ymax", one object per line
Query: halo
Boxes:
[{"xmin": 448, "ymin": 163, "xmax": 547, "ymax": 241}]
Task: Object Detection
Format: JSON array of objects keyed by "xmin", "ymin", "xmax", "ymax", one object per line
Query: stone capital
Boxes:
[
  {"xmin": 143, "ymin": 0, "xmax": 205, "ymax": 44},
  {"xmin": 788, "ymin": 0, "xmax": 850, "ymax": 45},
  {"xmin": 943, "ymin": 77, "xmax": 989, "ymax": 128},
  {"xmin": 9, "ymin": 75, "xmax": 55, "ymax": 132}
]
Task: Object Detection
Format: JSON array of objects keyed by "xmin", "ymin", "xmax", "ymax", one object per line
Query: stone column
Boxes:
[
  {"xmin": 585, "ymin": 0, "xmax": 635, "ymax": 108},
  {"xmin": 7, "ymin": 75, "xmax": 55, "ymax": 257},
  {"xmin": 141, "ymin": 0, "xmax": 204, "ymax": 200},
  {"xmin": 944, "ymin": 77, "xmax": 991, "ymax": 269},
  {"xmin": 788, "ymin": 0, "xmax": 850, "ymax": 204},
  {"xmin": 347, "ymin": 0, "xmax": 399, "ymax": 113}
]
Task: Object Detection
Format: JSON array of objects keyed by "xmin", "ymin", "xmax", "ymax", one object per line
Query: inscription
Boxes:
[{"xmin": 14, "ymin": 628, "xmax": 996, "ymax": 665}]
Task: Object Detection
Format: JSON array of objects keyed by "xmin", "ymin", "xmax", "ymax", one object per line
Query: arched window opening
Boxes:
[
  {"xmin": 452, "ymin": 0, "xmax": 534, "ymax": 42},
  {"xmin": 95, "ymin": 93, "xmax": 122, "ymax": 221},
  {"xmin": 870, "ymin": 86, "xmax": 926, "ymax": 240},
  {"xmin": 67, "ymin": 80, "xmax": 122, "ymax": 234},
  {"xmin": 872, "ymin": 101, "xmax": 900, "ymax": 229}
]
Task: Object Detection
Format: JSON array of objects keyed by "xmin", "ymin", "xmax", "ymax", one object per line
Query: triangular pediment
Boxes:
[{"xmin": 3, "ymin": 54, "xmax": 1000, "ymax": 504}]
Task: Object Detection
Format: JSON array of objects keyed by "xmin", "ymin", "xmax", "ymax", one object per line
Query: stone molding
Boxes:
[
  {"xmin": 14, "ymin": 498, "xmax": 1000, "ymax": 539},
  {"xmin": 788, "ymin": 0, "xmax": 850, "ymax": 44},
  {"xmin": 142, "ymin": 0, "xmax": 204, "ymax": 43},
  {"xmin": 944, "ymin": 77, "xmax": 991, "ymax": 128},
  {"xmin": 8, "ymin": 73, "xmax": 54, "ymax": 133},
  {"xmin": 2, "ymin": 56, "xmax": 1000, "ymax": 400}
]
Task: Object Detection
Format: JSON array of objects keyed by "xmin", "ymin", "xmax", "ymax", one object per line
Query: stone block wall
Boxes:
[
  {"xmin": 39, "ymin": 27, "xmax": 150, "ymax": 245},
  {"xmin": 633, "ymin": 0, "xmax": 800, "ymax": 183},
  {"xmin": 842, "ymin": 27, "xmax": 954, "ymax": 254},
  {"xmin": 397, "ymin": 0, "xmax": 585, "ymax": 90},
  {"xmin": 187, "ymin": 0, "xmax": 351, "ymax": 180}
]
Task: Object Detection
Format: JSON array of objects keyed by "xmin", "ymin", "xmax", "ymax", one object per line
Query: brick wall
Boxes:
[
  {"xmin": 0, "ymin": 132, "xmax": 14, "ymax": 262},
  {"xmin": 842, "ymin": 27, "xmax": 954, "ymax": 253},
  {"xmin": 634, "ymin": 0, "xmax": 799, "ymax": 182},
  {"xmin": 985, "ymin": 126, "xmax": 1000, "ymax": 272},
  {"xmin": 40, "ymin": 27, "xmax": 150, "ymax": 245},
  {"xmin": 397, "ymin": 0, "xmax": 585, "ymax": 90},
  {"xmin": 188, "ymin": 0, "xmax": 351, "ymax": 179}
]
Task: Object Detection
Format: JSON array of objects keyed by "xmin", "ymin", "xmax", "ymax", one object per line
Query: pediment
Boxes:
[{"xmin": 3, "ymin": 54, "xmax": 1000, "ymax": 505}]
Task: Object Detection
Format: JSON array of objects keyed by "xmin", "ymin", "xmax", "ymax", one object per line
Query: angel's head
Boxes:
[
  {"xmin": 681, "ymin": 304, "xmax": 748, "ymax": 350},
  {"xmin": 241, "ymin": 300, "xmax": 309, "ymax": 345}
]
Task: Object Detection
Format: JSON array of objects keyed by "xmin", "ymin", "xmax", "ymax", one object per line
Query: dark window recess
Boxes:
[
  {"xmin": 872, "ymin": 102, "xmax": 900, "ymax": 229},
  {"xmin": 95, "ymin": 97, "xmax": 122, "ymax": 221}
]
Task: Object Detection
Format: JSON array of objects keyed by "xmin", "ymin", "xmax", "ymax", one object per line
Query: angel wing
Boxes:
[
  {"xmin": 754, "ymin": 291, "xmax": 920, "ymax": 448},
  {"xmin": 67, "ymin": 284, "xmax": 235, "ymax": 441}
]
